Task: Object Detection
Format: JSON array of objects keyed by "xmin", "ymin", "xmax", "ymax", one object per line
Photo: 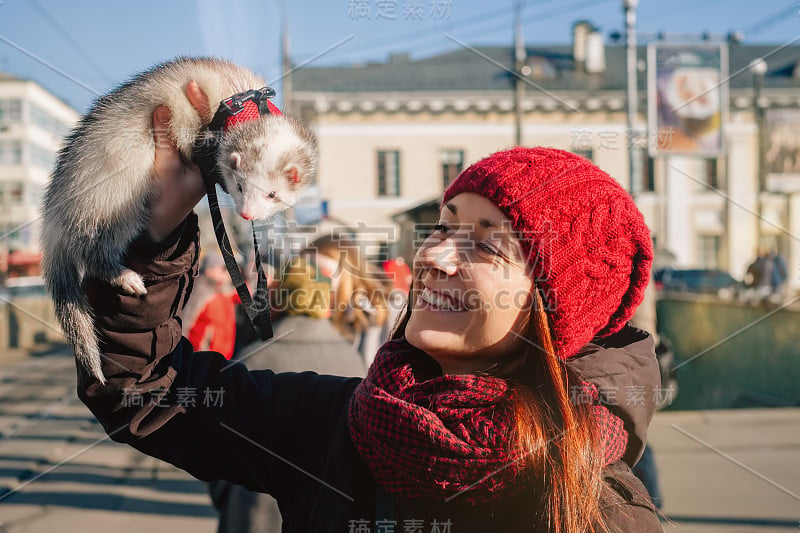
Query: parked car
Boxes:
[
  {"xmin": 654, "ymin": 268, "xmax": 741, "ymax": 297},
  {"xmin": 0, "ymin": 276, "xmax": 47, "ymax": 300}
]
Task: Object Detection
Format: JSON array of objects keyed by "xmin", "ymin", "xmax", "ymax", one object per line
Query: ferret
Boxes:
[{"xmin": 41, "ymin": 57, "xmax": 318, "ymax": 384}]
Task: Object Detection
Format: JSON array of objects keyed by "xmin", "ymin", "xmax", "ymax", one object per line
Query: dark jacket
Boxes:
[
  {"xmin": 79, "ymin": 215, "xmax": 663, "ymax": 532},
  {"xmin": 211, "ymin": 312, "xmax": 369, "ymax": 532}
]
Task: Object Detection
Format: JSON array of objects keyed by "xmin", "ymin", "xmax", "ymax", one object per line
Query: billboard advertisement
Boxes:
[
  {"xmin": 765, "ymin": 109, "xmax": 800, "ymax": 192},
  {"xmin": 648, "ymin": 43, "xmax": 728, "ymax": 156}
]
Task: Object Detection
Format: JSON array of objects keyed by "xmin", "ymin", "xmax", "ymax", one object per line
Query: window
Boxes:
[
  {"xmin": 9, "ymin": 183, "xmax": 23, "ymax": 204},
  {"xmin": 571, "ymin": 148, "xmax": 593, "ymax": 161},
  {"xmin": 30, "ymin": 103, "xmax": 70, "ymax": 138},
  {"xmin": 377, "ymin": 150, "xmax": 400, "ymax": 197},
  {"xmin": 0, "ymin": 223, "xmax": 21, "ymax": 246},
  {"xmin": 0, "ymin": 99, "xmax": 22, "ymax": 124},
  {"xmin": 28, "ymin": 185, "xmax": 42, "ymax": 208},
  {"xmin": 0, "ymin": 140, "xmax": 23, "ymax": 165},
  {"xmin": 29, "ymin": 143, "xmax": 56, "ymax": 170},
  {"xmin": 441, "ymin": 149, "xmax": 464, "ymax": 189},
  {"xmin": 696, "ymin": 235, "xmax": 720, "ymax": 269},
  {"xmin": 641, "ymin": 153, "xmax": 655, "ymax": 192},
  {"xmin": 698, "ymin": 159, "xmax": 718, "ymax": 189},
  {"xmin": 0, "ymin": 182, "xmax": 24, "ymax": 206}
]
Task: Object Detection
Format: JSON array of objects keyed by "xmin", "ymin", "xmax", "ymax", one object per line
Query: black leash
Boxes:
[{"xmin": 191, "ymin": 87, "xmax": 278, "ymax": 342}]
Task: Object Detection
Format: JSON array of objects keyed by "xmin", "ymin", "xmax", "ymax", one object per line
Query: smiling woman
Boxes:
[
  {"xmin": 405, "ymin": 193, "xmax": 534, "ymax": 374},
  {"xmin": 77, "ymin": 130, "xmax": 663, "ymax": 531},
  {"xmin": 363, "ymin": 148, "xmax": 661, "ymax": 531}
]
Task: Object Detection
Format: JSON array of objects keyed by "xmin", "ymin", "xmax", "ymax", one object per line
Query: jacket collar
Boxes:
[{"xmin": 564, "ymin": 325, "xmax": 660, "ymax": 465}]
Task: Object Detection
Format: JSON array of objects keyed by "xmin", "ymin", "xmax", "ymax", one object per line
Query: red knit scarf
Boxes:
[{"xmin": 348, "ymin": 339, "xmax": 628, "ymax": 504}]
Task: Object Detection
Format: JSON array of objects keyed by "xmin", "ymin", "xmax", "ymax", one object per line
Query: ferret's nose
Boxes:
[{"xmin": 240, "ymin": 211, "xmax": 254, "ymax": 221}]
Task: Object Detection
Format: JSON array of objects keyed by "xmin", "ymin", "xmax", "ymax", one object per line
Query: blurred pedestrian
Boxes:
[
  {"xmin": 302, "ymin": 234, "xmax": 392, "ymax": 367},
  {"xmin": 382, "ymin": 255, "xmax": 412, "ymax": 293},
  {"xmin": 770, "ymin": 250, "xmax": 788, "ymax": 298},
  {"xmin": 632, "ymin": 445, "xmax": 662, "ymax": 509},
  {"xmin": 182, "ymin": 252, "xmax": 238, "ymax": 359},
  {"xmin": 745, "ymin": 250, "xmax": 768, "ymax": 290},
  {"xmin": 208, "ymin": 234, "xmax": 391, "ymax": 533},
  {"xmin": 746, "ymin": 249, "xmax": 789, "ymax": 302},
  {"xmin": 744, "ymin": 249, "xmax": 773, "ymax": 303}
]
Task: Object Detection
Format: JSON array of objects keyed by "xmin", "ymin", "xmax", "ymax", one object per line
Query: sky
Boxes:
[{"xmin": 0, "ymin": 0, "xmax": 798, "ymax": 112}]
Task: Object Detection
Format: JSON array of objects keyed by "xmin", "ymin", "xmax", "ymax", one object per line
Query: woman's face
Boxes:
[{"xmin": 405, "ymin": 193, "xmax": 534, "ymax": 374}]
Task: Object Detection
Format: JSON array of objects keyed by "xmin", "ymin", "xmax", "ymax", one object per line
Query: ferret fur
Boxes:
[{"xmin": 41, "ymin": 57, "xmax": 317, "ymax": 385}]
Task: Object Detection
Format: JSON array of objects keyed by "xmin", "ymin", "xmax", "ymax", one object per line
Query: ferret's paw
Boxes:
[{"xmin": 113, "ymin": 270, "xmax": 147, "ymax": 296}]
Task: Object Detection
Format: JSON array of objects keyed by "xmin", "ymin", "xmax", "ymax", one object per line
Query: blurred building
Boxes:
[
  {"xmin": 0, "ymin": 72, "xmax": 77, "ymax": 276},
  {"xmin": 291, "ymin": 30, "xmax": 800, "ymax": 292}
]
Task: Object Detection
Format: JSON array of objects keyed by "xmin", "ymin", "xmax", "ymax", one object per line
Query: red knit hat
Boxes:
[{"xmin": 443, "ymin": 147, "xmax": 653, "ymax": 360}]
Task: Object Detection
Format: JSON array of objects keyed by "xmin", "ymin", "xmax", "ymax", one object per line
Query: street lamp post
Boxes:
[
  {"xmin": 623, "ymin": 0, "xmax": 640, "ymax": 197},
  {"xmin": 513, "ymin": 0, "xmax": 526, "ymax": 146},
  {"xmin": 275, "ymin": 0, "xmax": 291, "ymax": 113},
  {"xmin": 750, "ymin": 58, "xmax": 767, "ymax": 248}
]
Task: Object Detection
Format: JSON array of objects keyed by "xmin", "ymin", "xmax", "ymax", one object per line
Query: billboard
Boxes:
[
  {"xmin": 765, "ymin": 109, "xmax": 800, "ymax": 192},
  {"xmin": 648, "ymin": 43, "xmax": 728, "ymax": 156}
]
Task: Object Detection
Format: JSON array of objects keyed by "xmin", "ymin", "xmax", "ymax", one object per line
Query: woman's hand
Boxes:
[{"xmin": 147, "ymin": 81, "xmax": 211, "ymax": 241}]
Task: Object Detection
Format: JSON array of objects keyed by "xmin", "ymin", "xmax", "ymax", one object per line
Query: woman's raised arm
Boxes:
[{"xmin": 76, "ymin": 86, "xmax": 361, "ymax": 503}]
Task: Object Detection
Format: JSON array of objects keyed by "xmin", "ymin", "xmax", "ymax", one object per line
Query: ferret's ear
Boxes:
[
  {"xmin": 284, "ymin": 165, "xmax": 300, "ymax": 184},
  {"xmin": 230, "ymin": 152, "xmax": 242, "ymax": 170}
]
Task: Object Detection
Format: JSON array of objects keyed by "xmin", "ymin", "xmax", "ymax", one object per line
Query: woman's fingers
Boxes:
[
  {"xmin": 186, "ymin": 80, "xmax": 211, "ymax": 121},
  {"xmin": 148, "ymin": 104, "xmax": 205, "ymax": 241},
  {"xmin": 152, "ymin": 105, "xmax": 183, "ymax": 178},
  {"xmin": 145, "ymin": 81, "xmax": 213, "ymax": 241}
]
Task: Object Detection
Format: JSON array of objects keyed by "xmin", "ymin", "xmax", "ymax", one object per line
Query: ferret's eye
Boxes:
[
  {"xmin": 267, "ymin": 191, "xmax": 276, "ymax": 199},
  {"xmin": 236, "ymin": 183, "xmax": 243, "ymax": 193}
]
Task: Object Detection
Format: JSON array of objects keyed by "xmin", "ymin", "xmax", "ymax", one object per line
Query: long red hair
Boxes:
[{"xmin": 391, "ymin": 286, "xmax": 606, "ymax": 532}]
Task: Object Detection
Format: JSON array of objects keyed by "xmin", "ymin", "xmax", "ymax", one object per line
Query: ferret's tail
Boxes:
[{"xmin": 43, "ymin": 247, "xmax": 106, "ymax": 385}]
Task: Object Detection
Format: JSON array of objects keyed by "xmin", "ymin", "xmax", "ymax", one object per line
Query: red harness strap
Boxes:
[{"xmin": 222, "ymin": 98, "xmax": 282, "ymax": 132}]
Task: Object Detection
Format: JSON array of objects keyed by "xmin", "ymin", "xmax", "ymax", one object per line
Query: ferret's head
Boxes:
[{"xmin": 219, "ymin": 115, "xmax": 318, "ymax": 221}]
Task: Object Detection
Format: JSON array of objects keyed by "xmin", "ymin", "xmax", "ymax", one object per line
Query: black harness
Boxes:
[{"xmin": 191, "ymin": 87, "xmax": 279, "ymax": 344}]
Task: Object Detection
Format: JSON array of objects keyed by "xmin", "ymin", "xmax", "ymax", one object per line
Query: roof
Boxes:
[
  {"xmin": 0, "ymin": 71, "xmax": 80, "ymax": 115},
  {"xmin": 391, "ymin": 197, "xmax": 440, "ymax": 223},
  {"xmin": 0, "ymin": 72, "xmax": 23, "ymax": 82},
  {"xmin": 293, "ymin": 44, "xmax": 800, "ymax": 94}
]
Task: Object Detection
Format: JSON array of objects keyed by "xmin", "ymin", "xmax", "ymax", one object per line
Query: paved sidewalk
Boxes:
[
  {"xmin": 0, "ymin": 350, "xmax": 797, "ymax": 532},
  {"xmin": 0, "ymin": 351, "xmax": 216, "ymax": 533},
  {"xmin": 651, "ymin": 407, "xmax": 800, "ymax": 532}
]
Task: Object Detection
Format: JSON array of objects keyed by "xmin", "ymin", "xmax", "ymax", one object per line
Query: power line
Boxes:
[
  {"xmin": 293, "ymin": 0, "xmax": 574, "ymax": 65},
  {"xmin": 647, "ymin": 0, "xmax": 727, "ymax": 18},
  {"xmin": 425, "ymin": 0, "xmax": 613, "ymax": 52},
  {"xmin": 292, "ymin": 5, "xmax": 511, "ymax": 60},
  {"xmin": 27, "ymin": 0, "xmax": 116, "ymax": 85},
  {"xmin": 741, "ymin": 2, "xmax": 798, "ymax": 37},
  {"xmin": 0, "ymin": 34, "xmax": 100, "ymax": 96},
  {"xmin": 526, "ymin": 0, "xmax": 613, "ymax": 23}
]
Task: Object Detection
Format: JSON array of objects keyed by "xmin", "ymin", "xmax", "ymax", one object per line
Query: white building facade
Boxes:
[
  {"xmin": 291, "ymin": 41, "xmax": 800, "ymax": 293},
  {"xmin": 0, "ymin": 73, "xmax": 77, "ymax": 258}
]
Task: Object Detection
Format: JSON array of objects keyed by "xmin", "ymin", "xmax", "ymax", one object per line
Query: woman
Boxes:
[
  {"xmin": 295, "ymin": 234, "xmax": 392, "ymax": 368},
  {"xmin": 79, "ymin": 86, "xmax": 662, "ymax": 531}
]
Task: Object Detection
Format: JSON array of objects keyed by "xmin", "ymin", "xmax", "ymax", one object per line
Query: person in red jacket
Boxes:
[
  {"xmin": 184, "ymin": 252, "xmax": 238, "ymax": 359},
  {"xmin": 381, "ymin": 256, "xmax": 412, "ymax": 294}
]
